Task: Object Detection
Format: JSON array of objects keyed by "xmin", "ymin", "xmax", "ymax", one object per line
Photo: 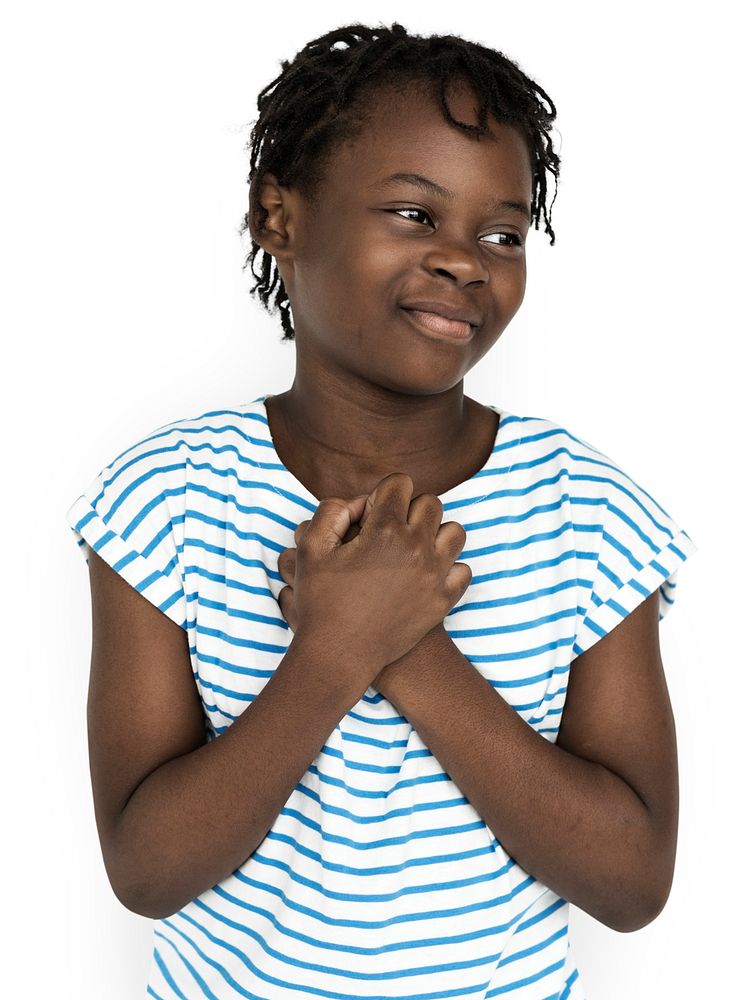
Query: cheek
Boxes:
[{"xmin": 497, "ymin": 259, "xmax": 527, "ymax": 312}]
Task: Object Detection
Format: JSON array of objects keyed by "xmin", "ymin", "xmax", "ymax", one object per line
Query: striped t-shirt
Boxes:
[{"xmin": 65, "ymin": 393, "xmax": 697, "ymax": 1000}]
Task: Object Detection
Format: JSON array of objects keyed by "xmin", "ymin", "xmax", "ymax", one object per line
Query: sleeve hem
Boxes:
[
  {"xmin": 573, "ymin": 528, "xmax": 697, "ymax": 658},
  {"xmin": 65, "ymin": 493, "xmax": 188, "ymax": 631}
]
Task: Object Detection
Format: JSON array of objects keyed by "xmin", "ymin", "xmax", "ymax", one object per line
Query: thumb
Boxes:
[
  {"xmin": 309, "ymin": 494, "xmax": 368, "ymax": 551},
  {"xmin": 358, "ymin": 488, "xmax": 377, "ymax": 529}
]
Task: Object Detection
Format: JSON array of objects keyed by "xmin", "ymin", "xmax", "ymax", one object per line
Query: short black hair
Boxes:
[{"xmin": 239, "ymin": 21, "xmax": 561, "ymax": 342}]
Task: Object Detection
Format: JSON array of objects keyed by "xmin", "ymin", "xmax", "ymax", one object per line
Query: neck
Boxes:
[{"xmin": 264, "ymin": 370, "xmax": 495, "ymax": 502}]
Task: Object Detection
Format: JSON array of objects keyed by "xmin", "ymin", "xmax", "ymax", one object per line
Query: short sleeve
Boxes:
[
  {"xmin": 65, "ymin": 425, "xmax": 189, "ymax": 630},
  {"xmin": 572, "ymin": 456, "xmax": 698, "ymax": 659}
]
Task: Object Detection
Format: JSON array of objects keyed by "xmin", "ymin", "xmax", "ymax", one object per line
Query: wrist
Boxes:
[
  {"xmin": 374, "ymin": 622, "xmax": 448, "ymax": 693},
  {"xmin": 289, "ymin": 627, "xmax": 385, "ymax": 694}
]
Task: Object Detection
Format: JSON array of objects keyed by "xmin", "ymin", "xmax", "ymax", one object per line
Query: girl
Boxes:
[{"xmin": 66, "ymin": 21, "xmax": 697, "ymax": 999}]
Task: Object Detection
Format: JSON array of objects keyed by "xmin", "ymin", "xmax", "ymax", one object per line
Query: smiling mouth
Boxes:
[{"xmin": 401, "ymin": 308, "xmax": 474, "ymax": 341}]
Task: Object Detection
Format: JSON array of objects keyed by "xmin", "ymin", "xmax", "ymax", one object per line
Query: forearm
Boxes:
[
  {"xmin": 111, "ymin": 633, "xmax": 368, "ymax": 920},
  {"xmin": 376, "ymin": 627, "xmax": 662, "ymax": 932}
]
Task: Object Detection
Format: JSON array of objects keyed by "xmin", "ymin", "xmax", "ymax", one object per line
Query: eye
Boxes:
[
  {"xmin": 392, "ymin": 207, "xmax": 432, "ymax": 225},
  {"xmin": 482, "ymin": 232, "xmax": 523, "ymax": 247},
  {"xmin": 389, "ymin": 208, "xmax": 523, "ymax": 247}
]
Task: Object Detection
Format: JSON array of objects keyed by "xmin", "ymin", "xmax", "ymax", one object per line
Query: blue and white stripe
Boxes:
[{"xmin": 65, "ymin": 394, "xmax": 696, "ymax": 998}]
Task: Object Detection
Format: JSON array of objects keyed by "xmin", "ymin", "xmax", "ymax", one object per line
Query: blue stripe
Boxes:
[
  {"xmin": 188, "ymin": 889, "xmax": 543, "ymax": 964},
  {"xmin": 216, "ymin": 874, "xmax": 536, "ymax": 941},
  {"xmin": 559, "ymin": 966, "xmax": 580, "ymax": 999},
  {"xmin": 497, "ymin": 924, "xmax": 568, "ymax": 968},
  {"xmin": 150, "ymin": 945, "xmax": 188, "ymax": 1000},
  {"xmin": 66, "ymin": 398, "xmax": 695, "ymax": 997},
  {"xmin": 154, "ymin": 929, "xmax": 219, "ymax": 999},
  {"xmin": 168, "ymin": 904, "xmax": 509, "ymax": 989},
  {"xmin": 486, "ymin": 957, "xmax": 566, "ymax": 996}
]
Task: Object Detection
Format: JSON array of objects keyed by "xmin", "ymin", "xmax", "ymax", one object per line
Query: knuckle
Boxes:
[
  {"xmin": 449, "ymin": 520, "xmax": 467, "ymax": 543},
  {"xmin": 295, "ymin": 521, "xmax": 315, "ymax": 546},
  {"xmin": 279, "ymin": 557, "xmax": 295, "ymax": 581},
  {"xmin": 413, "ymin": 492, "xmax": 443, "ymax": 515},
  {"xmin": 376, "ymin": 521, "xmax": 396, "ymax": 543},
  {"xmin": 296, "ymin": 533, "xmax": 315, "ymax": 554},
  {"xmin": 383, "ymin": 472, "xmax": 413, "ymax": 492}
]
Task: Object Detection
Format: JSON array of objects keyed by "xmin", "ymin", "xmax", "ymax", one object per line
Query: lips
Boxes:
[
  {"xmin": 403, "ymin": 309, "xmax": 473, "ymax": 340},
  {"xmin": 399, "ymin": 299, "xmax": 482, "ymax": 327}
]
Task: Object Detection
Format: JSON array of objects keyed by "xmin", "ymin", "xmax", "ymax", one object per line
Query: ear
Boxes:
[{"xmin": 249, "ymin": 171, "xmax": 294, "ymax": 266}]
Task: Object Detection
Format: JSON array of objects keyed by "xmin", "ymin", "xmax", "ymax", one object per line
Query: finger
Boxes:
[
  {"xmin": 298, "ymin": 495, "xmax": 369, "ymax": 553},
  {"xmin": 446, "ymin": 561, "xmax": 473, "ymax": 599},
  {"xmin": 295, "ymin": 496, "xmax": 369, "ymax": 547},
  {"xmin": 435, "ymin": 519, "xmax": 468, "ymax": 560},
  {"xmin": 358, "ymin": 473, "xmax": 414, "ymax": 528},
  {"xmin": 294, "ymin": 519, "xmax": 311, "ymax": 546},
  {"xmin": 277, "ymin": 545, "xmax": 296, "ymax": 584},
  {"xmin": 407, "ymin": 492, "xmax": 445, "ymax": 535},
  {"xmin": 278, "ymin": 583, "xmax": 296, "ymax": 630}
]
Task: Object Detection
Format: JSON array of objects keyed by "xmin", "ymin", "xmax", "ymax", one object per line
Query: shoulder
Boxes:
[
  {"xmin": 66, "ymin": 397, "xmax": 267, "ymax": 547},
  {"xmin": 508, "ymin": 408, "xmax": 672, "ymax": 517},
  {"xmin": 515, "ymin": 412, "xmax": 697, "ymax": 651},
  {"xmin": 87, "ymin": 397, "xmax": 269, "ymax": 493},
  {"xmin": 507, "ymin": 404, "xmax": 696, "ymax": 596},
  {"xmin": 108, "ymin": 400, "xmax": 262, "ymax": 467},
  {"xmin": 65, "ymin": 398, "xmax": 266, "ymax": 627}
]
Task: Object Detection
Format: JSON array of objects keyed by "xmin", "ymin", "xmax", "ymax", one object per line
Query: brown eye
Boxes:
[
  {"xmin": 392, "ymin": 207, "xmax": 432, "ymax": 224},
  {"xmin": 390, "ymin": 209, "xmax": 523, "ymax": 248},
  {"xmin": 482, "ymin": 232, "xmax": 523, "ymax": 247}
]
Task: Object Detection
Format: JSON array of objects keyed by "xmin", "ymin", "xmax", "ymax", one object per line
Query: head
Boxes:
[{"xmin": 239, "ymin": 22, "xmax": 560, "ymax": 395}]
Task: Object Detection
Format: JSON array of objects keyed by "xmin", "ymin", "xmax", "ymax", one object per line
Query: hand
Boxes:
[
  {"xmin": 277, "ymin": 515, "xmax": 447, "ymax": 692},
  {"xmin": 277, "ymin": 478, "xmax": 470, "ymax": 683},
  {"xmin": 276, "ymin": 506, "xmax": 365, "ymax": 637},
  {"xmin": 276, "ymin": 500, "xmax": 366, "ymax": 637}
]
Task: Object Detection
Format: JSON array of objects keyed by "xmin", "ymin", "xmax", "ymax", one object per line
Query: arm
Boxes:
[
  {"xmin": 87, "ymin": 549, "xmax": 374, "ymax": 921},
  {"xmin": 372, "ymin": 589, "xmax": 678, "ymax": 933},
  {"xmin": 118, "ymin": 633, "xmax": 369, "ymax": 920}
]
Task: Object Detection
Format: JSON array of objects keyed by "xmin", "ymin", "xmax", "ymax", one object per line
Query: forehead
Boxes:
[{"xmin": 324, "ymin": 81, "xmax": 533, "ymax": 204}]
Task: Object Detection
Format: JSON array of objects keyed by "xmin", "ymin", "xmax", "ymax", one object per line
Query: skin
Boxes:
[{"xmin": 249, "ymin": 78, "xmax": 533, "ymax": 502}]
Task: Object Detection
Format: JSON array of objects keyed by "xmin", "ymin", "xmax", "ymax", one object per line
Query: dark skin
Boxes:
[
  {"xmin": 252, "ymin": 79, "xmax": 531, "ymax": 503},
  {"xmin": 257, "ymin": 81, "xmax": 679, "ymax": 931}
]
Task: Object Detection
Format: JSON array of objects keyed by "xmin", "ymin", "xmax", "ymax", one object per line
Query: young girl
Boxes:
[{"xmin": 66, "ymin": 22, "xmax": 697, "ymax": 1000}]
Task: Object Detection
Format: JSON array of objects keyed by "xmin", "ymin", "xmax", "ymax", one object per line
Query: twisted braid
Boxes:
[{"xmin": 239, "ymin": 22, "xmax": 560, "ymax": 341}]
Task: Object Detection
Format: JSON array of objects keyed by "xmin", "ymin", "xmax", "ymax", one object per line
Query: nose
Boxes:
[{"xmin": 423, "ymin": 246, "xmax": 489, "ymax": 286}]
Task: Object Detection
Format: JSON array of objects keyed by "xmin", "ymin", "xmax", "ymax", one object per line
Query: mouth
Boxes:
[{"xmin": 400, "ymin": 308, "xmax": 475, "ymax": 342}]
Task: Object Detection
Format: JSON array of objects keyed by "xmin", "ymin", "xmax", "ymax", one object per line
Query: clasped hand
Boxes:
[{"xmin": 276, "ymin": 473, "xmax": 471, "ymax": 693}]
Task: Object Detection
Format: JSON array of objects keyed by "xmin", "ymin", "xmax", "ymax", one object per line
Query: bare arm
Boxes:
[
  {"xmin": 374, "ymin": 590, "xmax": 677, "ymax": 932},
  {"xmin": 86, "ymin": 549, "xmax": 372, "ymax": 920}
]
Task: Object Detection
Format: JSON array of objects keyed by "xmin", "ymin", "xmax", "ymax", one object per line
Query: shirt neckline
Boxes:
[{"xmin": 249, "ymin": 394, "xmax": 522, "ymax": 511}]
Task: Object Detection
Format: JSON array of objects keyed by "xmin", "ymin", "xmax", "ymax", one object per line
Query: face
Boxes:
[{"xmin": 252, "ymin": 80, "xmax": 533, "ymax": 396}]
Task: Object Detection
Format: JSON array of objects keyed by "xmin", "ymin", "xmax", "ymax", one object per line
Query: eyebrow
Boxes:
[{"xmin": 370, "ymin": 171, "xmax": 531, "ymax": 222}]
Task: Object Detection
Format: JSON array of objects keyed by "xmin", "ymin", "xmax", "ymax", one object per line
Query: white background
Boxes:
[{"xmin": 2, "ymin": 1, "xmax": 731, "ymax": 996}]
